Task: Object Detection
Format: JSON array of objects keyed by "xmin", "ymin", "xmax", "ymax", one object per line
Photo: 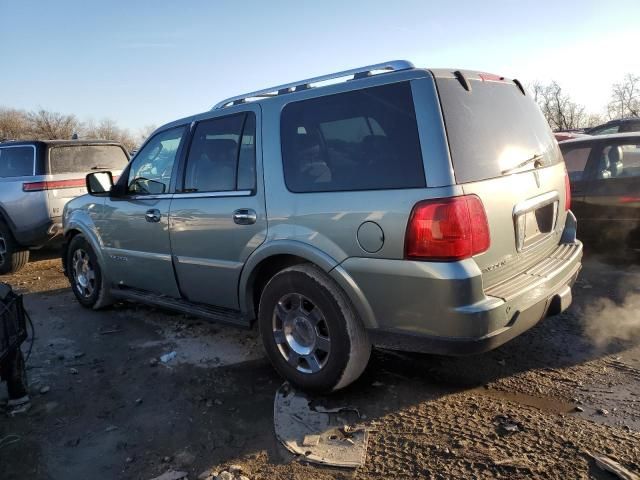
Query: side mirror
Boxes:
[{"xmin": 86, "ymin": 171, "xmax": 113, "ymax": 196}]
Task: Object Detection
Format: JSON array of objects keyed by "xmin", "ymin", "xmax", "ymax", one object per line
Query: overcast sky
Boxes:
[{"xmin": 1, "ymin": 0, "xmax": 639, "ymax": 131}]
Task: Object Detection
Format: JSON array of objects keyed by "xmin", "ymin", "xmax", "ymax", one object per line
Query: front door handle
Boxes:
[
  {"xmin": 145, "ymin": 209, "xmax": 161, "ymax": 223},
  {"xmin": 233, "ymin": 209, "xmax": 257, "ymax": 225}
]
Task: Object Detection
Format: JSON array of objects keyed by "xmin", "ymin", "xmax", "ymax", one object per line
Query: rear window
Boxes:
[
  {"xmin": 436, "ymin": 78, "xmax": 560, "ymax": 184},
  {"xmin": 281, "ymin": 82, "xmax": 425, "ymax": 192},
  {"xmin": 49, "ymin": 145, "xmax": 129, "ymax": 174},
  {"xmin": 560, "ymin": 146, "xmax": 591, "ymax": 182},
  {"xmin": 0, "ymin": 146, "xmax": 34, "ymax": 177}
]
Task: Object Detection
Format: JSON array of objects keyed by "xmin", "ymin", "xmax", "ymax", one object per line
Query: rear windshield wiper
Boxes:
[
  {"xmin": 501, "ymin": 153, "xmax": 545, "ymax": 175},
  {"xmin": 91, "ymin": 166, "xmax": 110, "ymax": 170}
]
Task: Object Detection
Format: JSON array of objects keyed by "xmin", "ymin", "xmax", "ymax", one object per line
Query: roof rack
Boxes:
[{"xmin": 211, "ymin": 60, "xmax": 415, "ymax": 110}]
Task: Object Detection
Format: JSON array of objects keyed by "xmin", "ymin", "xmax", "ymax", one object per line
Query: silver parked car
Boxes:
[
  {"xmin": 0, "ymin": 140, "xmax": 129, "ymax": 274},
  {"xmin": 62, "ymin": 61, "xmax": 583, "ymax": 392}
]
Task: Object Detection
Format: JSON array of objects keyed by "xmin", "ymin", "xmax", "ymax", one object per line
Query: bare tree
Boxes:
[
  {"xmin": 84, "ymin": 118, "xmax": 137, "ymax": 152},
  {"xmin": 137, "ymin": 124, "xmax": 157, "ymax": 145},
  {"xmin": 0, "ymin": 108, "xmax": 30, "ymax": 140},
  {"xmin": 607, "ymin": 73, "xmax": 640, "ymax": 119},
  {"xmin": 531, "ymin": 81, "xmax": 586, "ymax": 131},
  {"xmin": 27, "ymin": 109, "xmax": 82, "ymax": 139}
]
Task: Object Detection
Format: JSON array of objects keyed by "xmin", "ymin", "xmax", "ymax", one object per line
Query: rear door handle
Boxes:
[
  {"xmin": 145, "ymin": 209, "xmax": 161, "ymax": 223},
  {"xmin": 233, "ymin": 209, "xmax": 257, "ymax": 225}
]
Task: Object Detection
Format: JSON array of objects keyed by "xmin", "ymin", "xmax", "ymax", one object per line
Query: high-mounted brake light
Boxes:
[
  {"xmin": 564, "ymin": 171, "xmax": 571, "ymax": 211},
  {"xmin": 478, "ymin": 73, "xmax": 505, "ymax": 82},
  {"xmin": 405, "ymin": 195, "xmax": 490, "ymax": 261},
  {"xmin": 23, "ymin": 179, "xmax": 86, "ymax": 192}
]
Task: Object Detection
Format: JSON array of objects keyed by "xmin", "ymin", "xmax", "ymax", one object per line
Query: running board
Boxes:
[{"xmin": 110, "ymin": 288, "xmax": 249, "ymax": 327}]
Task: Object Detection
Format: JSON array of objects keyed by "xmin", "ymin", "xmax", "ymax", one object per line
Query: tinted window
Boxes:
[
  {"xmin": 281, "ymin": 82, "xmax": 425, "ymax": 192},
  {"xmin": 128, "ymin": 127, "xmax": 185, "ymax": 195},
  {"xmin": 49, "ymin": 145, "xmax": 128, "ymax": 174},
  {"xmin": 619, "ymin": 122, "xmax": 640, "ymax": 133},
  {"xmin": 590, "ymin": 125, "xmax": 619, "ymax": 135},
  {"xmin": 0, "ymin": 147, "xmax": 34, "ymax": 177},
  {"xmin": 184, "ymin": 113, "xmax": 255, "ymax": 192},
  {"xmin": 436, "ymin": 78, "xmax": 560, "ymax": 184},
  {"xmin": 560, "ymin": 146, "xmax": 591, "ymax": 182},
  {"xmin": 596, "ymin": 142, "xmax": 640, "ymax": 179}
]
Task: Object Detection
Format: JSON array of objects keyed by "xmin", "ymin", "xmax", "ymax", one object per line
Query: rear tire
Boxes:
[
  {"xmin": 258, "ymin": 264, "xmax": 371, "ymax": 392},
  {"xmin": 0, "ymin": 221, "xmax": 29, "ymax": 275},
  {"xmin": 66, "ymin": 235, "xmax": 112, "ymax": 309}
]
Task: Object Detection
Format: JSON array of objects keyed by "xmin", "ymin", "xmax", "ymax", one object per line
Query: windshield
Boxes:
[
  {"xmin": 49, "ymin": 145, "xmax": 129, "ymax": 174},
  {"xmin": 436, "ymin": 77, "xmax": 560, "ymax": 183}
]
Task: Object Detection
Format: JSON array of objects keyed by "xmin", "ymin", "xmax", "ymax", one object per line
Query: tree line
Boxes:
[
  {"xmin": 532, "ymin": 73, "xmax": 639, "ymax": 131},
  {"xmin": 0, "ymin": 107, "xmax": 156, "ymax": 152}
]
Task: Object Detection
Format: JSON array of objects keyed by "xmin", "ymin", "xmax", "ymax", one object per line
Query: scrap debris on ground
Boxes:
[
  {"xmin": 0, "ymin": 255, "xmax": 639, "ymax": 479},
  {"xmin": 274, "ymin": 382, "xmax": 369, "ymax": 467}
]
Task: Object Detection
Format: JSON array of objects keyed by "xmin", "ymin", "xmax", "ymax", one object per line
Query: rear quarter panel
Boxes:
[{"xmin": 259, "ymin": 70, "xmax": 459, "ymax": 264}]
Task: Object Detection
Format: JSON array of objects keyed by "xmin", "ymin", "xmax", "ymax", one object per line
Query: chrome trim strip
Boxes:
[
  {"xmin": 0, "ymin": 144, "xmax": 37, "ymax": 176},
  {"xmin": 172, "ymin": 190, "xmax": 252, "ymax": 199},
  {"xmin": 128, "ymin": 194, "xmax": 174, "ymax": 200},
  {"xmin": 103, "ymin": 247, "xmax": 173, "ymax": 262},
  {"xmin": 175, "ymin": 255, "xmax": 243, "ymax": 269},
  {"xmin": 513, "ymin": 191, "xmax": 559, "ymax": 216}
]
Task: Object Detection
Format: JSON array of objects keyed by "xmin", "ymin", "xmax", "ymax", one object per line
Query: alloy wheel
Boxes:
[
  {"xmin": 72, "ymin": 248, "xmax": 96, "ymax": 298},
  {"xmin": 272, "ymin": 292, "xmax": 331, "ymax": 374}
]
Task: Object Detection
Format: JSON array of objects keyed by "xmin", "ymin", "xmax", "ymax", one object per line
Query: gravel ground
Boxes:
[{"xmin": 0, "ymin": 252, "xmax": 639, "ymax": 479}]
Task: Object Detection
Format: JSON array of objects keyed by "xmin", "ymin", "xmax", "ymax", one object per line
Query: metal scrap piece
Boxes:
[{"xmin": 273, "ymin": 383, "xmax": 368, "ymax": 468}]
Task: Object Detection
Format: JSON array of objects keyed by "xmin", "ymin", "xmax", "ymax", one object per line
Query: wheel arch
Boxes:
[
  {"xmin": 62, "ymin": 214, "xmax": 107, "ymax": 277},
  {"xmin": 239, "ymin": 240, "xmax": 377, "ymax": 328}
]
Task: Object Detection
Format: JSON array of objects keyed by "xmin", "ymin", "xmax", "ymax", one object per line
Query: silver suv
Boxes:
[
  {"xmin": 62, "ymin": 61, "xmax": 583, "ymax": 392},
  {"xmin": 0, "ymin": 140, "xmax": 128, "ymax": 274}
]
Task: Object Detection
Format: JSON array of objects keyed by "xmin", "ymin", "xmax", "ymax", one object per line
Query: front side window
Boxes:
[
  {"xmin": 127, "ymin": 127, "xmax": 185, "ymax": 195},
  {"xmin": 0, "ymin": 147, "xmax": 34, "ymax": 177},
  {"xmin": 561, "ymin": 146, "xmax": 591, "ymax": 182},
  {"xmin": 596, "ymin": 142, "xmax": 640, "ymax": 179},
  {"xmin": 281, "ymin": 82, "xmax": 425, "ymax": 193}
]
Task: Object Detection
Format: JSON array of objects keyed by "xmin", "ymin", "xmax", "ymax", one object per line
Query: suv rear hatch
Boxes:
[
  {"xmin": 433, "ymin": 70, "xmax": 570, "ymax": 296},
  {"xmin": 44, "ymin": 144, "xmax": 129, "ymax": 219}
]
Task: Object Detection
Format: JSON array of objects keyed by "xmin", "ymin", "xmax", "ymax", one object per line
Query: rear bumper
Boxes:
[{"xmin": 333, "ymin": 240, "xmax": 583, "ymax": 355}]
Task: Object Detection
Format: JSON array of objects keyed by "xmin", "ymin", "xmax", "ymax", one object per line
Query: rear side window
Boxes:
[
  {"xmin": 596, "ymin": 142, "xmax": 640, "ymax": 179},
  {"xmin": 281, "ymin": 82, "xmax": 425, "ymax": 192},
  {"xmin": 561, "ymin": 146, "xmax": 591, "ymax": 182},
  {"xmin": 436, "ymin": 78, "xmax": 560, "ymax": 183},
  {"xmin": 0, "ymin": 146, "xmax": 34, "ymax": 177},
  {"xmin": 49, "ymin": 145, "xmax": 128, "ymax": 174},
  {"xmin": 183, "ymin": 112, "xmax": 256, "ymax": 193}
]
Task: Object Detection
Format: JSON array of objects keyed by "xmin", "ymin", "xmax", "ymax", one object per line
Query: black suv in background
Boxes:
[
  {"xmin": 585, "ymin": 118, "xmax": 640, "ymax": 136},
  {"xmin": 560, "ymin": 132, "xmax": 640, "ymax": 253}
]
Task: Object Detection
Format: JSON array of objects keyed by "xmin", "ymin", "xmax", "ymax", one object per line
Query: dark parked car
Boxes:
[
  {"xmin": 560, "ymin": 132, "xmax": 640, "ymax": 252},
  {"xmin": 584, "ymin": 118, "xmax": 640, "ymax": 136}
]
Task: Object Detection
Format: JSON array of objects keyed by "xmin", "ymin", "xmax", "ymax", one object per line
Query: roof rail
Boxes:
[{"xmin": 211, "ymin": 60, "xmax": 415, "ymax": 110}]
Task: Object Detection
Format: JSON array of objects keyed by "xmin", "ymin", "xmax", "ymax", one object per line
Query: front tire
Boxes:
[
  {"xmin": 258, "ymin": 264, "xmax": 371, "ymax": 392},
  {"xmin": 0, "ymin": 221, "xmax": 29, "ymax": 275},
  {"xmin": 66, "ymin": 235, "xmax": 112, "ymax": 309}
]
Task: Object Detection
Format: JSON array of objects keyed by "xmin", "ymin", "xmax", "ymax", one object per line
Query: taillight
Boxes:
[
  {"xmin": 564, "ymin": 171, "xmax": 571, "ymax": 211},
  {"xmin": 405, "ymin": 195, "xmax": 490, "ymax": 261},
  {"xmin": 23, "ymin": 179, "xmax": 86, "ymax": 192}
]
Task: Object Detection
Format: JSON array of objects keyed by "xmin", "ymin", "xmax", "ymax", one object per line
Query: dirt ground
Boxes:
[{"xmin": 1, "ymin": 251, "xmax": 639, "ymax": 480}]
